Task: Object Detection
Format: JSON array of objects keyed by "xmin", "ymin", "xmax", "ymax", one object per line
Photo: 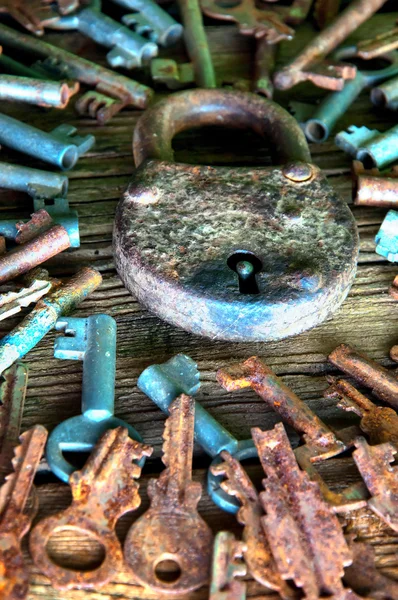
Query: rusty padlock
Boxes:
[{"xmin": 114, "ymin": 90, "xmax": 358, "ymax": 341}]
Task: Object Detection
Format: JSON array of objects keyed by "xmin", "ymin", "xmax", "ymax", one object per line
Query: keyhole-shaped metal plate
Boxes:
[{"xmin": 114, "ymin": 160, "xmax": 358, "ymax": 341}]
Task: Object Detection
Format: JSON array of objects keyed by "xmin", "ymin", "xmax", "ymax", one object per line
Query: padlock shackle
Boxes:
[{"xmin": 133, "ymin": 89, "xmax": 311, "ymax": 166}]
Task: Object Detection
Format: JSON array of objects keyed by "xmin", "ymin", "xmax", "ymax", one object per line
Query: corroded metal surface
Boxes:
[
  {"xmin": 124, "ymin": 395, "xmax": 213, "ymax": 594},
  {"xmin": 354, "ymin": 174, "xmax": 398, "ymax": 208},
  {"xmin": 357, "ymin": 26, "xmax": 398, "ymax": 59},
  {"xmin": 0, "ymin": 223, "xmax": 70, "ymax": 285},
  {"xmin": 353, "ymin": 437, "xmax": 398, "ymax": 533},
  {"xmin": 211, "ymin": 450, "xmax": 293, "ymax": 597},
  {"xmin": 0, "ymin": 272, "xmax": 52, "ymax": 321},
  {"xmin": 217, "ymin": 356, "xmax": 346, "ymax": 459},
  {"xmin": 30, "ymin": 427, "xmax": 152, "ymax": 590},
  {"xmin": 0, "ymin": 425, "xmax": 47, "ymax": 600},
  {"xmin": 329, "ymin": 344, "xmax": 398, "ymax": 409},
  {"xmin": 209, "ymin": 531, "xmax": 247, "ymax": 600},
  {"xmin": 200, "ymin": 0, "xmax": 312, "ymax": 41},
  {"xmin": 0, "ymin": 266, "xmax": 102, "ymax": 374},
  {"xmin": 326, "ymin": 376, "xmax": 398, "ymax": 447},
  {"xmin": 0, "ymin": 75, "xmax": 79, "ymax": 109},
  {"xmin": 115, "ymin": 89, "xmax": 358, "ymax": 342},
  {"xmin": 0, "ymin": 23, "xmax": 153, "ymax": 123},
  {"xmin": 14, "ymin": 209, "xmax": 53, "ymax": 245},
  {"xmin": 343, "ymin": 534, "xmax": 398, "ymax": 599},
  {"xmin": 252, "ymin": 423, "xmax": 359, "ymax": 599},
  {"xmin": 274, "ymin": 0, "xmax": 387, "ymax": 91}
]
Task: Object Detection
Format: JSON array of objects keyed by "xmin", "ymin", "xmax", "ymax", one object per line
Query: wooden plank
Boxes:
[{"xmin": 0, "ymin": 9, "xmax": 396, "ymax": 599}]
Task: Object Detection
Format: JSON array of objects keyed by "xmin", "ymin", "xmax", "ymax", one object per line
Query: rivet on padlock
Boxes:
[{"xmin": 114, "ymin": 90, "xmax": 359, "ymax": 341}]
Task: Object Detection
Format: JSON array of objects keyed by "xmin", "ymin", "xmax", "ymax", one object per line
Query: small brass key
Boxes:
[{"xmin": 124, "ymin": 394, "xmax": 213, "ymax": 594}]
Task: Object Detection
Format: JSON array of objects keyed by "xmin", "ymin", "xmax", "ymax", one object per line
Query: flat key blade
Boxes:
[{"xmin": 0, "ymin": 363, "xmax": 28, "ymax": 485}]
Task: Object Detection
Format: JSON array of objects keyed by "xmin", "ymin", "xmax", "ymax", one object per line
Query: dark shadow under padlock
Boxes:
[{"xmin": 113, "ymin": 90, "xmax": 359, "ymax": 342}]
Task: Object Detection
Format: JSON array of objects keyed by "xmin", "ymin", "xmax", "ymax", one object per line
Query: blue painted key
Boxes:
[
  {"xmin": 46, "ymin": 314, "xmax": 143, "ymax": 482},
  {"xmin": 137, "ymin": 354, "xmax": 257, "ymax": 513}
]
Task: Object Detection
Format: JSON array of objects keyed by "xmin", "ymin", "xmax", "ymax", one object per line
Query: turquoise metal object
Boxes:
[
  {"xmin": 303, "ymin": 49, "xmax": 398, "ymax": 143},
  {"xmin": 335, "ymin": 124, "xmax": 398, "ymax": 169},
  {"xmin": 375, "ymin": 210, "xmax": 398, "ymax": 262},
  {"xmin": 372, "ymin": 74, "xmax": 398, "ymax": 111},
  {"xmin": 112, "ymin": 0, "xmax": 183, "ymax": 47},
  {"xmin": 40, "ymin": 2, "xmax": 157, "ymax": 70},
  {"xmin": 0, "ymin": 115, "xmax": 95, "ymax": 171},
  {"xmin": 137, "ymin": 354, "xmax": 257, "ymax": 514},
  {"xmin": 46, "ymin": 314, "xmax": 144, "ymax": 482}
]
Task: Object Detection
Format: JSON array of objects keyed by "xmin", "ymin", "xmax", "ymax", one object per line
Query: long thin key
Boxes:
[
  {"xmin": 0, "ymin": 74, "xmax": 78, "ymax": 108},
  {"xmin": 47, "ymin": 314, "xmax": 144, "ymax": 482},
  {"xmin": 30, "ymin": 427, "xmax": 152, "ymax": 590},
  {"xmin": 0, "ymin": 23, "xmax": 153, "ymax": 122},
  {"xmin": 138, "ymin": 354, "xmax": 259, "ymax": 514},
  {"xmin": 113, "ymin": 0, "xmax": 183, "ymax": 47},
  {"xmin": 124, "ymin": 394, "xmax": 213, "ymax": 594},
  {"xmin": 352, "ymin": 437, "xmax": 398, "ymax": 533},
  {"xmin": 211, "ymin": 450, "xmax": 291, "ymax": 596},
  {"xmin": 253, "ymin": 423, "xmax": 359, "ymax": 600},
  {"xmin": 0, "ymin": 425, "xmax": 47, "ymax": 600},
  {"xmin": 0, "ymin": 363, "xmax": 28, "ymax": 485},
  {"xmin": 325, "ymin": 376, "xmax": 398, "ymax": 447},
  {"xmin": 209, "ymin": 531, "xmax": 247, "ymax": 600},
  {"xmin": 329, "ymin": 344, "xmax": 398, "ymax": 409},
  {"xmin": 218, "ymin": 356, "xmax": 346, "ymax": 460}
]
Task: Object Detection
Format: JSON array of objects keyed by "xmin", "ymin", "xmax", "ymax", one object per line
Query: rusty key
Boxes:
[
  {"xmin": 209, "ymin": 531, "xmax": 247, "ymax": 600},
  {"xmin": 352, "ymin": 437, "xmax": 398, "ymax": 533},
  {"xmin": 274, "ymin": 0, "xmax": 387, "ymax": 91},
  {"xmin": 0, "ymin": 425, "xmax": 47, "ymax": 600},
  {"xmin": 124, "ymin": 394, "xmax": 213, "ymax": 594},
  {"xmin": 328, "ymin": 344, "xmax": 398, "ymax": 409},
  {"xmin": 253, "ymin": 423, "xmax": 359, "ymax": 599},
  {"xmin": 325, "ymin": 376, "xmax": 398, "ymax": 447},
  {"xmin": 30, "ymin": 427, "xmax": 152, "ymax": 590},
  {"xmin": 211, "ymin": 450, "xmax": 293, "ymax": 597},
  {"xmin": 0, "ymin": 363, "xmax": 28, "ymax": 486},
  {"xmin": 217, "ymin": 356, "xmax": 346, "ymax": 460}
]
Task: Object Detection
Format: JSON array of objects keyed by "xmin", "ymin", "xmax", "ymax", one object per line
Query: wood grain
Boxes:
[{"xmin": 0, "ymin": 9, "xmax": 397, "ymax": 599}]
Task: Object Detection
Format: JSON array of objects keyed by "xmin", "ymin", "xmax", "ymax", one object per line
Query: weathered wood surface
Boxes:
[{"xmin": 0, "ymin": 8, "xmax": 397, "ymax": 599}]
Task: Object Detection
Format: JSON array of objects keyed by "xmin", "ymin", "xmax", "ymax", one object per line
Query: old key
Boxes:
[
  {"xmin": 30, "ymin": 427, "xmax": 152, "ymax": 590},
  {"xmin": 0, "ymin": 425, "xmax": 47, "ymax": 600},
  {"xmin": 124, "ymin": 394, "xmax": 213, "ymax": 594},
  {"xmin": 209, "ymin": 531, "xmax": 247, "ymax": 600}
]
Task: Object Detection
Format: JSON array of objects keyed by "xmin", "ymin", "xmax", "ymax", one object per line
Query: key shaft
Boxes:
[{"xmin": 209, "ymin": 531, "xmax": 247, "ymax": 600}]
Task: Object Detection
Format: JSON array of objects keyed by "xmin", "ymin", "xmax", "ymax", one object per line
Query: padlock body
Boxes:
[{"xmin": 114, "ymin": 160, "xmax": 358, "ymax": 341}]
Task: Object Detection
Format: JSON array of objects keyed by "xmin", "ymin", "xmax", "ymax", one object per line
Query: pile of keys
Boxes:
[
  {"xmin": 0, "ymin": 0, "xmax": 397, "ymax": 598},
  {"xmin": 1, "ymin": 344, "xmax": 398, "ymax": 599}
]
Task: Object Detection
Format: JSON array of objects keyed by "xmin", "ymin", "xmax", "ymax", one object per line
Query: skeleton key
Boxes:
[
  {"xmin": 0, "ymin": 23, "xmax": 153, "ymax": 123},
  {"xmin": 0, "ymin": 74, "xmax": 78, "ymax": 109},
  {"xmin": 0, "ymin": 425, "xmax": 47, "ymax": 600},
  {"xmin": 328, "ymin": 344, "xmax": 398, "ymax": 409},
  {"xmin": 325, "ymin": 376, "xmax": 398, "ymax": 447},
  {"xmin": 40, "ymin": 2, "xmax": 158, "ymax": 70},
  {"xmin": 352, "ymin": 437, "xmax": 398, "ymax": 533},
  {"xmin": 0, "ymin": 363, "xmax": 28, "ymax": 485},
  {"xmin": 47, "ymin": 314, "xmax": 144, "ymax": 482},
  {"xmin": 253, "ymin": 423, "xmax": 359, "ymax": 600},
  {"xmin": 211, "ymin": 450, "xmax": 291, "ymax": 596},
  {"xmin": 30, "ymin": 427, "xmax": 152, "ymax": 590},
  {"xmin": 138, "ymin": 354, "xmax": 261, "ymax": 514},
  {"xmin": 124, "ymin": 394, "xmax": 213, "ymax": 594},
  {"xmin": 112, "ymin": 0, "xmax": 183, "ymax": 47},
  {"xmin": 209, "ymin": 531, "xmax": 247, "ymax": 600},
  {"xmin": 218, "ymin": 356, "xmax": 346, "ymax": 460}
]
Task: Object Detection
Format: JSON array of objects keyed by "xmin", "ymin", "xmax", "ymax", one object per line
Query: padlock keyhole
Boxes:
[{"xmin": 227, "ymin": 251, "xmax": 262, "ymax": 294}]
